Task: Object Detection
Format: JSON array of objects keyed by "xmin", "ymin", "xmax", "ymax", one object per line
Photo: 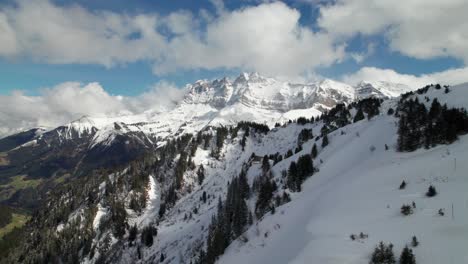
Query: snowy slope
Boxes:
[
  {"xmin": 355, "ymin": 81, "xmax": 414, "ymax": 99},
  {"xmin": 218, "ymin": 84, "xmax": 468, "ymax": 264},
  {"xmin": 105, "ymin": 84, "xmax": 468, "ymax": 264}
]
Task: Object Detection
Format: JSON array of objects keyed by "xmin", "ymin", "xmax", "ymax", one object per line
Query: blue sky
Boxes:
[{"xmin": 0, "ymin": 0, "xmax": 467, "ymax": 96}]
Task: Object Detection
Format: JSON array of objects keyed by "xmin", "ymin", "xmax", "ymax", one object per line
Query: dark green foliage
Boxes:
[
  {"xmin": 197, "ymin": 165, "xmax": 205, "ymax": 185},
  {"xmin": 399, "ymin": 245, "xmax": 416, "ymax": 264},
  {"xmin": 321, "ymin": 103, "xmax": 351, "ymax": 135},
  {"xmin": 297, "ymin": 117, "xmax": 309, "ymax": 125},
  {"xmin": 110, "ymin": 199, "xmax": 128, "ymax": 238},
  {"xmin": 370, "ymin": 242, "xmax": 396, "ymax": 264},
  {"xmin": 401, "ymin": 204, "xmax": 413, "ymax": 216},
  {"xmin": 322, "ymin": 134, "xmax": 329, "ymax": 148},
  {"xmin": 174, "ymin": 152, "xmax": 188, "ymax": 189},
  {"xmin": 354, "ymin": 107, "xmax": 365, "ymax": 122},
  {"xmin": 240, "ymin": 133, "xmax": 247, "ymax": 151},
  {"xmin": 129, "ymin": 192, "xmax": 147, "ymax": 213},
  {"xmin": 397, "ymin": 97, "xmax": 468, "ymax": 152},
  {"xmin": 350, "ymin": 98, "xmax": 382, "ymax": 121},
  {"xmin": 160, "ymin": 253, "xmax": 165, "ymax": 262},
  {"xmin": 438, "ymin": 208, "xmax": 445, "ymax": 216},
  {"xmin": 159, "ymin": 203, "xmax": 166, "ymax": 218},
  {"xmin": 254, "ymin": 167, "xmax": 277, "ymax": 218},
  {"xmin": 387, "ymin": 108, "xmax": 395, "ymax": 115},
  {"xmin": 295, "ymin": 146, "xmax": 302, "ymax": 153},
  {"xmin": 212, "ymin": 126, "xmax": 229, "ymax": 159},
  {"xmin": 0, "ymin": 205, "xmax": 13, "ymax": 228},
  {"xmin": 235, "ymin": 121, "xmax": 269, "ymax": 135},
  {"xmin": 202, "ymin": 191, "xmax": 207, "ymax": 203},
  {"xmin": 128, "ymin": 224, "xmax": 138, "ymax": 242},
  {"xmin": 311, "ymin": 143, "xmax": 318, "ymax": 159},
  {"xmin": 411, "ymin": 236, "xmax": 419, "ymax": 247},
  {"xmin": 399, "ymin": 180, "xmax": 406, "ymax": 190},
  {"xmin": 298, "ymin": 129, "xmax": 313, "ymax": 146},
  {"xmin": 285, "ymin": 149, "xmax": 293, "ymax": 158},
  {"xmin": 203, "ymin": 172, "xmax": 251, "ymax": 264},
  {"xmin": 426, "ymin": 185, "xmax": 437, "ymax": 197},
  {"xmin": 287, "ymin": 155, "xmax": 314, "ymax": 192},
  {"xmin": 262, "ymin": 155, "xmax": 270, "ymax": 173},
  {"xmin": 141, "ymin": 225, "xmax": 157, "ymax": 247}
]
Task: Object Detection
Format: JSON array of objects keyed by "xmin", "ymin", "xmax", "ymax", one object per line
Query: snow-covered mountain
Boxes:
[
  {"xmin": 12, "ymin": 73, "xmax": 412, "ymax": 150},
  {"xmin": 0, "ymin": 73, "xmax": 419, "ymax": 213},
  {"xmin": 3, "ymin": 81, "xmax": 467, "ymax": 264},
  {"xmin": 355, "ymin": 80, "xmax": 414, "ymax": 99}
]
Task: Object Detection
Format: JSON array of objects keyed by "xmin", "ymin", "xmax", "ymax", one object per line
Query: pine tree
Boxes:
[
  {"xmin": 399, "ymin": 246, "xmax": 416, "ymax": 264},
  {"xmin": 370, "ymin": 242, "xmax": 396, "ymax": 264},
  {"xmin": 311, "ymin": 143, "xmax": 318, "ymax": 159},
  {"xmin": 322, "ymin": 134, "xmax": 329, "ymax": 148},
  {"xmin": 202, "ymin": 191, "xmax": 207, "ymax": 203},
  {"xmin": 426, "ymin": 185, "xmax": 437, "ymax": 197},
  {"xmin": 287, "ymin": 161, "xmax": 299, "ymax": 192},
  {"xmin": 411, "ymin": 236, "xmax": 419, "ymax": 247},
  {"xmin": 354, "ymin": 107, "xmax": 365, "ymax": 122},
  {"xmin": 262, "ymin": 155, "xmax": 270, "ymax": 173},
  {"xmin": 399, "ymin": 180, "xmax": 406, "ymax": 190},
  {"xmin": 128, "ymin": 224, "xmax": 137, "ymax": 242},
  {"xmin": 141, "ymin": 225, "xmax": 157, "ymax": 247},
  {"xmin": 197, "ymin": 165, "xmax": 205, "ymax": 185}
]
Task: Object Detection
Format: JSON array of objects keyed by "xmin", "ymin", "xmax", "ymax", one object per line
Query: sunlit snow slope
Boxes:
[{"xmin": 219, "ymin": 84, "xmax": 468, "ymax": 264}]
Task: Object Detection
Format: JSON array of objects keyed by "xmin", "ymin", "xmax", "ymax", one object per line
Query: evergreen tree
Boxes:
[
  {"xmin": 399, "ymin": 246, "xmax": 416, "ymax": 264},
  {"xmin": 399, "ymin": 180, "xmax": 406, "ymax": 190},
  {"xmin": 322, "ymin": 134, "xmax": 329, "ymax": 148},
  {"xmin": 240, "ymin": 134, "xmax": 247, "ymax": 151},
  {"xmin": 287, "ymin": 161, "xmax": 299, "ymax": 192},
  {"xmin": 370, "ymin": 242, "xmax": 396, "ymax": 264},
  {"xmin": 141, "ymin": 225, "xmax": 157, "ymax": 247},
  {"xmin": 202, "ymin": 191, "xmax": 207, "ymax": 203},
  {"xmin": 354, "ymin": 107, "xmax": 365, "ymax": 122},
  {"xmin": 262, "ymin": 155, "xmax": 270, "ymax": 173},
  {"xmin": 128, "ymin": 224, "xmax": 138, "ymax": 242},
  {"xmin": 311, "ymin": 143, "xmax": 318, "ymax": 159},
  {"xmin": 197, "ymin": 165, "xmax": 205, "ymax": 185},
  {"xmin": 411, "ymin": 236, "xmax": 419, "ymax": 247},
  {"xmin": 426, "ymin": 185, "xmax": 437, "ymax": 197}
]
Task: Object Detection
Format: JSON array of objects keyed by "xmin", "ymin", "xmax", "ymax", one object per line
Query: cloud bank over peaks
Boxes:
[
  {"xmin": 0, "ymin": 81, "xmax": 185, "ymax": 137},
  {"xmin": 0, "ymin": 0, "xmax": 345, "ymax": 77},
  {"xmin": 342, "ymin": 66, "xmax": 468, "ymax": 88}
]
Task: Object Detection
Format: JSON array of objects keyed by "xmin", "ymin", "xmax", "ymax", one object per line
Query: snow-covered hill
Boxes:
[{"xmin": 219, "ymin": 84, "xmax": 468, "ymax": 264}]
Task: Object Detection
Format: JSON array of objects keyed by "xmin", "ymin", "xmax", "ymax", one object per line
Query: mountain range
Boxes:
[{"xmin": 5, "ymin": 74, "xmax": 462, "ymax": 264}]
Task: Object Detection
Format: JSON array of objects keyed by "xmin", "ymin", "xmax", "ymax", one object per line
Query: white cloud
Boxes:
[
  {"xmin": 318, "ymin": 0, "xmax": 468, "ymax": 62},
  {"xmin": 156, "ymin": 2, "xmax": 345, "ymax": 76},
  {"xmin": 0, "ymin": 0, "xmax": 344, "ymax": 77},
  {"xmin": 342, "ymin": 66, "xmax": 468, "ymax": 88},
  {"xmin": 0, "ymin": 81, "xmax": 184, "ymax": 137}
]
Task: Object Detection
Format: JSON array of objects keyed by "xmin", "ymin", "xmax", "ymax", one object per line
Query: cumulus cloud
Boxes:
[
  {"xmin": 156, "ymin": 2, "xmax": 345, "ymax": 76},
  {"xmin": 342, "ymin": 66, "xmax": 468, "ymax": 88},
  {"xmin": 0, "ymin": 81, "xmax": 184, "ymax": 137},
  {"xmin": 0, "ymin": 0, "xmax": 344, "ymax": 77},
  {"xmin": 318, "ymin": 0, "xmax": 468, "ymax": 62}
]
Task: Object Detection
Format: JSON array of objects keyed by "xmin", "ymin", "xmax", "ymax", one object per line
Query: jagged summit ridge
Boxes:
[
  {"xmin": 183, "ymin": 72, "xmax": 357, "ymax": 112},
  {"xmin": 6, "ymin": 73, "xmax": 417, "ymax": 150}
]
